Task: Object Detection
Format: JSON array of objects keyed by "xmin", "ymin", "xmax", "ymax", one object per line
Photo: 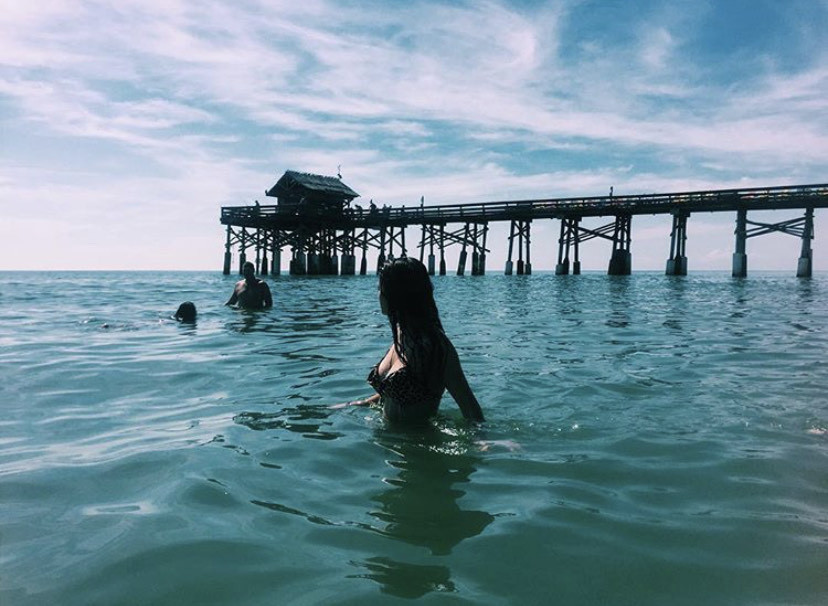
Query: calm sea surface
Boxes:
[{"xmin": 1, "ymin": 270, "xmax": 826, "ymax": 605}]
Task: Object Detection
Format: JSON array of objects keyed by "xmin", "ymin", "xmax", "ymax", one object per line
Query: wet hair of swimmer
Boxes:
[
  {"xmin": 379, "ymin": 257, "xmax": 446, "ymax": 384},
  {"xmin": 379, "ymin": 257, "xmax": 441, "ymax": 326},
  {"xmin": 174, "ymin": 301, "xmax": 197, "ymax": 322}
]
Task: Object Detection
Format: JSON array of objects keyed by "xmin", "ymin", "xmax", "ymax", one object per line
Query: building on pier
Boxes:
[
  {"xmin": 265, "ymin": 170, "xmax": 360, "ymax": 215},
  {"xmin": 220, "ymin": 174, "xmax": 827, "ymax": 278}
]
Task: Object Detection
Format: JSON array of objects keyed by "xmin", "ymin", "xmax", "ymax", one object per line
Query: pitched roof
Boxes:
[{"xmin": 267, "ymin": 170, "xmax": 360, "ymax": 199}]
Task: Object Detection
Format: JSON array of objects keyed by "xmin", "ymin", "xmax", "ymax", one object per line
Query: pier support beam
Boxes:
[
  {"xmin": 573, "ymin": 222, "xmax": 581, "ymax": 275},
  {"xmin": 517, "ymin": 221, "xmax": 524, "ymax": 275},
  {"xmin": 290, "ymin": 249, "xmax": 307, "ymax": 275},
  {"xmin": 360, "ymin": 229, "xmax": 368, "ymax": 276},
  {"xmin": 472, "ymin": 223, "xmax": 488, "ymax": 275},
  {"xmin": 457, "ymin": 223, "xmax": 476, "ymax": 276},
  {"xmin": 608, "ymin": 214, "xmax": 632, "ymax": 275},
  {"xmin": 307, "ymin": 253, "xmax": 320, "ymax": 275},
  {"xmin": 732, "ymin": 209, "xmax": 748, "ymax": 277},
  {"xmin": 237, "ymin": 229, "xmax": 249, "ymax": 275},
  {"xmin": 797, "ymin": 207, "xmax": 814, "ymax": 278},
  {"xmin": 556, "ymin": 217, "xmax": 581, "ymax": 275},
  {"xmin": 473, "ymin": 249, "xmax": 487, "ymax": 275},
  {"xmin": 666, "ymin": 212, "xmax": 689, "ymax": 276},
  {"xmin": 223, "ymin": 225, "xmax": 232, "ymax": 275},
  {"xmin": 457, "ymin": 249, "xmax": 467, "ymax": 276},
  {"xmin": 377, "ymin": 227, "xmax": 387, "ymax": 273},
  {"xmin": 439, "ymin": 225, "xmax": 446, "ymax": 275},
  {"xmin": 505, "ymin": 221, "xmax": 515, "ymax": 275},
  {"xmin": 341, "ymin": 254, "xmax": 356, "ymax": 275},
  {"xmin": 259, "ymin": 231, "xmax": 269, "ymax": 276},
  {"xmin": 506, "ymin": 220, "xmax": 531, "ymax": 275},
  {"xmin": 255, "ymin": 231, "xmax": 264, "ymax": 276},
  {"xmin": 422, "ymin": 225, "xmax": 436, "ymax": 275},
  {"xmin": 733, "ymin": 207, "xmax": 818, "ymax": 277},
  {"xmin": 271, "ymin": 247, "xmax": 281, "ymax": 276}
]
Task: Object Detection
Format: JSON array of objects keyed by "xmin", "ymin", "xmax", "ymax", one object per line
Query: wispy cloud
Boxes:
[{"xmin": 1, "ymin": 0, "xmax": 826, "ymax": 269}]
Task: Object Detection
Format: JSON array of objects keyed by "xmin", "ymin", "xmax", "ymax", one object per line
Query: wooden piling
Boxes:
[
  {"xmin": 439, "ymin": 225, "xmax": 446, "ymax": 276},
  {"xmin": 666, "ymin": 212, "xmax": 688, "ymax": 276},
  {"xmin": 271, "ymin": 247, "xmax": 281, "ymax": 276},
  {"xmin": 608, "ymin": 214, "xmax": 632, "ymax": 275},
  {"xmin": 732, "ymin": 209, "xmax": 748, "ymax": 277},
  {"xmin": 556, "ymin": 219, "xmax": 569, "ymax": 275},
  {"xmin": 505, "ymin": 220, "xmax": 515, "ymax": 275},
  {"xmin": 797, "ymin": 207, "xmax": 814, "ymax": 277}
]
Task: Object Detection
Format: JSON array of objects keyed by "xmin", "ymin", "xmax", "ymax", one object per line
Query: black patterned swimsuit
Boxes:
[{"xmin": 367, "ymin": 362, "xmax": 444, "ymax": 424}]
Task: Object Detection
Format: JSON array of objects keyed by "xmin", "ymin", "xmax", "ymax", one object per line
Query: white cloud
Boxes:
[{"xmin": 0, "ymin": 0, "xmax": 826, "ymax": 270}]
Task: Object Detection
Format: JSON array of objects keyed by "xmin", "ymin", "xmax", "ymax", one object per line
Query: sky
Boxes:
[{"xmin": 1, "ymin": 0, "xmax": 826, "ymax": 272}]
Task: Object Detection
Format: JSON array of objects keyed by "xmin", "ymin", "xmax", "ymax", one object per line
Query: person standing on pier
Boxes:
[
  {"xmin": 335, "ymin": 257, "xmax": 485, "ymax": 425},
  {"xmin": 225, "ymin": 261, "xmax": 273, "ymax": 310}
]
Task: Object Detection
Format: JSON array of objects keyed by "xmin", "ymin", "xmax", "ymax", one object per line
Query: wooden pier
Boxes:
[{"xmin": 220, "ymin": 171, "xmax": 828, "ymax": 278}]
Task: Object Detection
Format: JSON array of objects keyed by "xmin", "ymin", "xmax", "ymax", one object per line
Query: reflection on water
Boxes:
[
  {"xmin": 348, "ymin": 556, "xmax": 455, "ymax": 599},
  {"xmin": 606, "ymin": 275, "xmax": 631, "ymax": 328},
  {"xmin": 235, "ymin": 408, "xmax": 494, "ymax": 599},
  {"xmin": 224, "ymin": 308, "xmax": 267, "ymax": 334},
  {"xmin": 662, "ymin": 275, "xmax": 688, "ymax": 331},
  {"xmin": 370, "ymin": 427, "xmax": 493, "ymax": 555},
  {"xmin": 353, "ymin": 426, "xmax": 494, "ymax": 597},
  {"xmin": 234, "ymin": 405, "xmax": 342, "ymax": 441}
]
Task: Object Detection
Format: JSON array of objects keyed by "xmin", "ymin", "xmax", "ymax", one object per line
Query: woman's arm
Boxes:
[
  {"xmin": 329, "ymin": 393, "xmax": 381, "ymax": 409},
  {"xmin": 443, "ymin": 339, "xmax": 485, "ymax": 422}
]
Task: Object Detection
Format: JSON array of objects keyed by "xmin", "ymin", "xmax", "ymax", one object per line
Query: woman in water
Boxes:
[{"xmin": 339, "ymin": 257, "xmax": 484, "ymax": 425}]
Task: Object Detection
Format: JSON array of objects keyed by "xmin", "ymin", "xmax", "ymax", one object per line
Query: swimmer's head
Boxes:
[
  {"xmin": 378, "ymin": 257, "xmax": 440, "ymax": 327},
  {"xmin": 242, "ymin": 261, "xmax": 256, "ymax": 279},
  {"xmin": 174, "ymin": 301, "xmax": 197, "ymax": 322}
]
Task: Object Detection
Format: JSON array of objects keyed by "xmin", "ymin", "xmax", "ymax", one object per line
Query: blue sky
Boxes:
[{"xmin": 1, "ymin": 0, "xmax": 826, "ymax": 271}]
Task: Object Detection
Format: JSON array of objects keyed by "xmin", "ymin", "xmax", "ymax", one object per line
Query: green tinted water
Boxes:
[{"xmin": 1, "ymin": 271, "xmax": 826, "ymax": 604}]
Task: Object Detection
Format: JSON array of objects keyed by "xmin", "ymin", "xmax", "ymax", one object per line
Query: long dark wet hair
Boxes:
[{"xmin": 379, "ymin": 257, "xmax": 446, "ymax": 390}]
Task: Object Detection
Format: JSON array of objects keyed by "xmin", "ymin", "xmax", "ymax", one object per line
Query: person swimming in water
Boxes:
[
  {"xmin": 225, "ymin": 261, "xmax": 273, "ymax": 310},
  {"xmin": 337, "ymin": 257, "xmax": 484, "ymax": 425},
  {"xmin": 173, "ymin": 301, "xmax": 197, "ymax": 322}
]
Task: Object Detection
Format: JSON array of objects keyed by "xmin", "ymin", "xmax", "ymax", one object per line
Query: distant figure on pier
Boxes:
[
  {"xmin": 334, "ymin": 257, "xmax": 485, "ymax": 425},
  {"xmin": 173, "ymin": 301, "xmax": 197, "ymax": 323},
  {"xmin": 225, "ymin": 261, "xmax": 273, "ymax": 310}
]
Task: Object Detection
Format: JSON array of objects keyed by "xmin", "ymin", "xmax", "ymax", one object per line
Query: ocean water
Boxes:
[{"xmin": 1, "ymin": 270, "xmax": 826, "ymax": 605}]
